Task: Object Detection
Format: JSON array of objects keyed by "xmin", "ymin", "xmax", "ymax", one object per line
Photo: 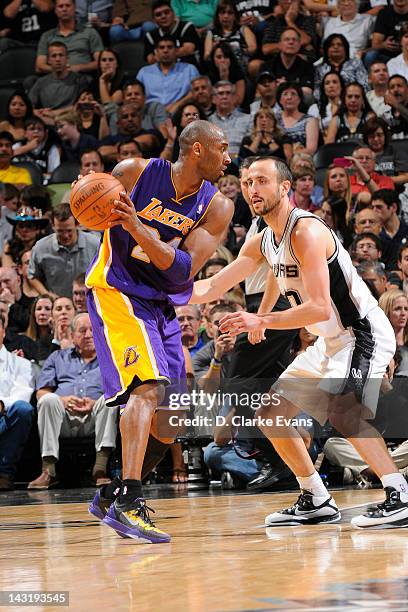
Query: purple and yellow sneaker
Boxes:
[
  {"xmin": 88, "ymin": 476, "xmax": 122, "ymax": 521},
  {"xmin": 103, "ymin": 498, "xmax": 171, "ymax": 543}
]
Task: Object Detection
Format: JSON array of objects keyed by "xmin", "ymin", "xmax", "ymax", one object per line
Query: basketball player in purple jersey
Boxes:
[
  {"xmin": 86, "ymin": 121, "xmax": 233, "ymax": 542},
  {"xmin": 192, "ymin": 156, "xmax": 408, "ymax": 530}
]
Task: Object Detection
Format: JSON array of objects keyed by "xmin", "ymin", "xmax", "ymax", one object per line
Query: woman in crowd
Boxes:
[
  {"xmin": 239, "ymin": 108, "xmax": 292, "ymax": 162},
  {"xmin": 379, "ymin": 290, "xmax": 408, "ymax": 375},
  {"xmin": 18, "ymin": 248, "xmax": 40, "ymax": 301},
  {"xmin": 315, "ymin": 195, "xmax": 351, "ymax": 247},
  {"xmin": 97, "ymin": 48, "xmax": 125, "ymax": 106},
  {"xmin": 0, "ymin": 91, "xmax": 33, "ymax": 144},
  {"xmin": 363, "ymin": 116, "xmax": 408, "ymax": 188},
  {"xmin": 276, "ymin": 82, "xmax": 319, "ymax": 156},
  {"xmin": 161, "ymin": 102, "xmax": 207, "ymax": 162},
  {"xmin": 323, "ymin": 164, "xmax": 354, "ymax": 219},
  {"xmin": 325, "ymin": 82, "xmax": 371, "ymax": 144},
  {"xmin": 314, "ymin": 34, "xmax": 368, "ymax": 102},
  {"xmin": 206, "ymin": 43, "xmax": 246, "ymax": 107},
  {"xmin": 308, "ymin": 71, "xmax": 344, "ymax": 137},
  {"xmin": 1, "ymin": 207, "xmax": 48, "ymax": 268},
  {"xmin": 23, "ymin": 293, "xmax": 55, "ymax": 364},
  {"xmin": 50, "ymin": 296, "xmax": 76, "ymax": 350},
  {"xmin": 74, "ymin": 89, "xmax": 110, "ymax": 140},
  {"xmin": 203, "ymin": 0, "xmax": 257, "ymax": 73}
]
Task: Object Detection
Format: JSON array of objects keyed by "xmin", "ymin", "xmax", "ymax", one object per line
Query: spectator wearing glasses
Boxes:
[
  {"xmin": 363, "ymin": 116, "xmax": 408, "ymax": 188},
  {"xmin": 28, "ymin": 203, "xmax": 99, "ymax": 298},
  {"xmin": 352, "ymin": 232, "xmax": 383, "ymax": 264},
  {"xmin": 348, "ymin": 146, "xmax": 395, "ymax": 196}
]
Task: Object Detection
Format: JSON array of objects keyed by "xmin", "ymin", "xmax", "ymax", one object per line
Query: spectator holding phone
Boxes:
[
  {"xmin": 324, "ymin": 163, "xmax": 354, "ymax": 219},
  {"xmin": 74, "ymin": 89, "xmax": 110, "ymax": 141}
]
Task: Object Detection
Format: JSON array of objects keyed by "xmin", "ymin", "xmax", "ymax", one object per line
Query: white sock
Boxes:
[
  {"xmin": 381, "ymin": 473, "xmax": 408, "ymax": 500},
  {"xmin": 297, "ymin": 471, "xmax": 330, "ymax": 499}
]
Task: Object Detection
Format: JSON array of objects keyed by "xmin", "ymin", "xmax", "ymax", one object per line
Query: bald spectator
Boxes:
[
  {"xmin": 28, "ymin": 203, "xmax": 100, "ymax": 298},
  {"xmin": 349, "ymin": 146, "xmax": 395, "ymax": 195},
  {"xmin": 35, "ymin": 0, "xmax": 104, "ymax": 75}
]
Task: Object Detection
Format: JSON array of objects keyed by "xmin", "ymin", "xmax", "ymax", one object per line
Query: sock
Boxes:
[
  {"xmin": 381, "ymin": 473, "xmax": 408, "ymax": 500},
  {"xmin": 297, "ymin": 471, "xmax": 330, "ymax": 499},
  {"xmin": 42, "ymin": 457, "xmax": 56, "ymax": 477},
  {"xmin": 141, "ymin": 434, "xmax": 171, "ymax": 480},
  {"xmin": 101, "ymin": 475, "xmax": 122, "ymax": 500},
  {"xmin": 118, "ymin": 479, "xmax": 143, "ymax": 505},
  {"xmin": 93, "ymin": 448, "xmax": 111, "ymax": 476}
]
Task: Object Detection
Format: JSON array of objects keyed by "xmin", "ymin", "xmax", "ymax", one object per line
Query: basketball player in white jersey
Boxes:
[{"xmin": 191, "ymin": 156, "xmax": 408, "ymax": 529}]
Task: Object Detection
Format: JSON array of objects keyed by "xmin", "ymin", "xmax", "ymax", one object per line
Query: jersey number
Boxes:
[
  {"xmin": 21, "ymin": 15, "xmax": 40, "ymax": 32},
  {"xmin": 285, "ymin": 289, "xmax": 303, "ymax": 308},
  {"xmin": 130, "ymin": 228, "xmax": 182, "ymax": 263}
]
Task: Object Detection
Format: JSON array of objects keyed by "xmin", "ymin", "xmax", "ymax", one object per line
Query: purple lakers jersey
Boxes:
[{"xmin": 86, "ymin": 158, "xmax": 219, "ymax": 305}]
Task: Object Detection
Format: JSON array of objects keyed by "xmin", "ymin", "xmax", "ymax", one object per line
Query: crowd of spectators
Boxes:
[{"xmin": 1, "ymin": 0, "xmax": 408, "ymax": 491}]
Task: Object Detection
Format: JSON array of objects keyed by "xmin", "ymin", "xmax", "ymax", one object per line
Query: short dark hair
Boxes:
[
  {"xmin": 0, "ymin": 313, "xmax": 5, "ymax": 329},
  {"xmin": 155, "ymin": 34, "xmax": 176, "ymax": 48},
  {"xmin": 209, "ymin": 302, "xmax": 236, "ymax": 319},
  {"xmin": 80, "ymin": 148, "xmax": 104, "ymax": 166},
  {"xmin": 398, "ymin": 243, "xmax": 408, "ymax": 261},
  {"xmin": 239, "ymin": 156, "xmax": 258, "ymax": 174},
  {"xmin": 254, "ymin": 156, "xmax": 293, "ymax": 185},
  {"xmin": 123, "ymin": 79, "xmax": 145, "ymax": 95},
  {"xmin": 363, "ymin": 116, "xmax": 390, "ymax": 150},
  {"xmin": 25, "ymin": 116, "xmax": 47, "ymax": 130},
  {"xmin": 73, "ymin": 272, "xmax": 86, "ymax": 284},
  {"xmin": 372, "ymin": 188, "xmax": 399, "ymax": 211},
  {"xmin": 0, "ymin": 130, "xmax": 14, "ymax": 144},
  {"xmin": 152, "ymin": 0, "xmax": 172, "ymax": 12},
  {"xmin": 388, "ymin": 74, "xmax": 408, "ymax": 87},
  {"xmin": 47, "ymin": 41, "xmax": 67, "ymax": 53},
  {"xmin": 52, "ymin": 202, "xmax": 73, "ymax": 222},
  {"xmin": 352, "ymin": 232, "xmax": 382, "ymax": 252},
  {"xmin": 117, "ymin": 138, "xmax": 142, "ymax": 153}
]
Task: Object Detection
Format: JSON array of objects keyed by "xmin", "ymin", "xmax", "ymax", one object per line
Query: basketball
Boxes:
[{"xmin": 70, "ymin": 172, "xmax": 123, "ymax": 231}]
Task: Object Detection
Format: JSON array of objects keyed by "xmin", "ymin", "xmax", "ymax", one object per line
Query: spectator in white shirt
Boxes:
[
  {"xmin": 322, "ymin": 0, "xmax": 374, "ymax": 58},
  {"xmin": 387, "ymin": 23, "xmax": 408, "ymax": 81},
  {"xmin": 0, "ymin": 312, "xmax": 34, "ymax": 490}
]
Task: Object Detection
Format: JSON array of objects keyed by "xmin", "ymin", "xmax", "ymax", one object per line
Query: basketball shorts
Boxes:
[
  {"xmin": 273, "ymin": 307, "xmax": 396, "ymax": 425},
  {"xmin": 87, "ymin": 287, "xmax": 186, "ymax": 407}
]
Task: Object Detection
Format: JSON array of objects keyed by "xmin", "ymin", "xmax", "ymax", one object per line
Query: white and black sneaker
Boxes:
[
  {"xmin": 351, "ymin": 487, "xmax": 408, "ymax": 529},
  {"xmin": 265, "ymin": 490, "xmax": 341, "ymax": 527}
]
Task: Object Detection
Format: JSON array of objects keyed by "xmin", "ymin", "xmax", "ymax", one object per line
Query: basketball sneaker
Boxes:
[
  {"xmin": 88, "ymin": 476, "xmax": 121, "ymax": 521},
  {"xmin": 103, "ymin": 498, "xmax": 171, "ymax": 543},
  {"xmin": 265, "ymin": 490, "xmax": 341, "ymax": 526},
  {"xmin": 351, "ymin": 487, "xmax": 408, "ymax": 529}
]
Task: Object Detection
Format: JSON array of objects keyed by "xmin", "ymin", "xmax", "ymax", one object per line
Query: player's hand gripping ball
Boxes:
[{"xmin": 70, "ymin": 172, "xmax": 123, "ymax": 230}]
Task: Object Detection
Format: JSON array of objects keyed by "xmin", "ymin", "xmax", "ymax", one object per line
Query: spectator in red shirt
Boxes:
[{"xmin": 347, "ymin": 146, "xmax": 395, "ymax": 196}]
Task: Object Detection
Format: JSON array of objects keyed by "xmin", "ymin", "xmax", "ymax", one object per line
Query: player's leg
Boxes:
[
  {"xmin": 328, "ymin": 309, "xmax": 408, "ymax": 529},
  {"xmin": 87, "ymin": 288, "xmax": 172, "ymax": 542},
  {"xmin": 255, "ymin": 392, "xmax": 340, "ymax": 526}
]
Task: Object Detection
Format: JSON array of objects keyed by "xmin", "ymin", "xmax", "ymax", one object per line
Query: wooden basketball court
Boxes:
[{"xmin": 1, "ymin": 487, "xmax": 408, "ymax": 611}]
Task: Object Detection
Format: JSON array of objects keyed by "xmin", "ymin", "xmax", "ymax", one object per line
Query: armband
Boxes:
[{"xmin": 162, "ymin": 248, "xmax": 192, "ymax": 284}]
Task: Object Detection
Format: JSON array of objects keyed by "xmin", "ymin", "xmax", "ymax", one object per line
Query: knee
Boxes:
[
  {"xmin": 9, "ymin": 401, "xmax": 33, "ymax": 422},
  {"xmin": 203, "ymin": 442, "xmax": 221, "ymax": 465}
]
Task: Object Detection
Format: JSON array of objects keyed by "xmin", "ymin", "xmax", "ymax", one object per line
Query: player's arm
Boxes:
[
  {"xmin": 219, "ymin": 220, "xmax": 332, "ymax": 335},
  {"xmin": 190, "ymin": 232, "xmax": 265, "ymax": 304},
  {"xmin": 111, "ymin": 157, "xmax": 150, "ymax": 192},
  {"xmin": 110, "ymin": 190, "xmax": 234, "ymax": 281}
]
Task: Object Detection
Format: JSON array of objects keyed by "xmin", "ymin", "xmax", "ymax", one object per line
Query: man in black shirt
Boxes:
[
  {"xmin": 144, "ymin": 0, "xmax": 200, "ymax": 66},
  {"xmin": 0, "ymin": 0, "xmax": 56, "ymax": 52},
  {"xmin": 263, "ymin": 28, "xmax": 314, "ymax": 96},
  {"xmin": 262, "ymin": 0, "xmax": 317, "ymax": 61},
  {"xmin": 365, "ymin": 0, "xmax": 408, "ymax": 67}
]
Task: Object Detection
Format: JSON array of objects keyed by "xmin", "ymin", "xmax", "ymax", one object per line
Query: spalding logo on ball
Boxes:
[{"xmin": 70, "ymin": 172, "xmax": 123, "ymax": 231}]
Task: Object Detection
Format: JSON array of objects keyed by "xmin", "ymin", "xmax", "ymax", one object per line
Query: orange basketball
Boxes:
[{"xmin": 70, "ymin": 172, "xmax": 123, "ymax": 231}]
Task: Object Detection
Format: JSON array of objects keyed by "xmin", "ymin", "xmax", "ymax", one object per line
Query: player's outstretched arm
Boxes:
[
  {"xmin": 190, "ymin": 232, "xmax": 265, "ymax": 304},
  {"xmin": 219, "ymin": 220, "xmax": 333, "ymax": 335}
]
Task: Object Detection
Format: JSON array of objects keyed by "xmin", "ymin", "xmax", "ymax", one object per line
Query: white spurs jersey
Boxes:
[{"xmin": 260, "ymin": 208, "xmax": 378, "ymax": 338}]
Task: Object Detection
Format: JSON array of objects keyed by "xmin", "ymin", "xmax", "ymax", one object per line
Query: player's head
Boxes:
[
  {"xmin": 178, "ymin": 120, "xmax": 231, "ymax": 182},
  {"xmin": 246, "ymin": 157, "xmax": 292, "ymax": 217}
]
